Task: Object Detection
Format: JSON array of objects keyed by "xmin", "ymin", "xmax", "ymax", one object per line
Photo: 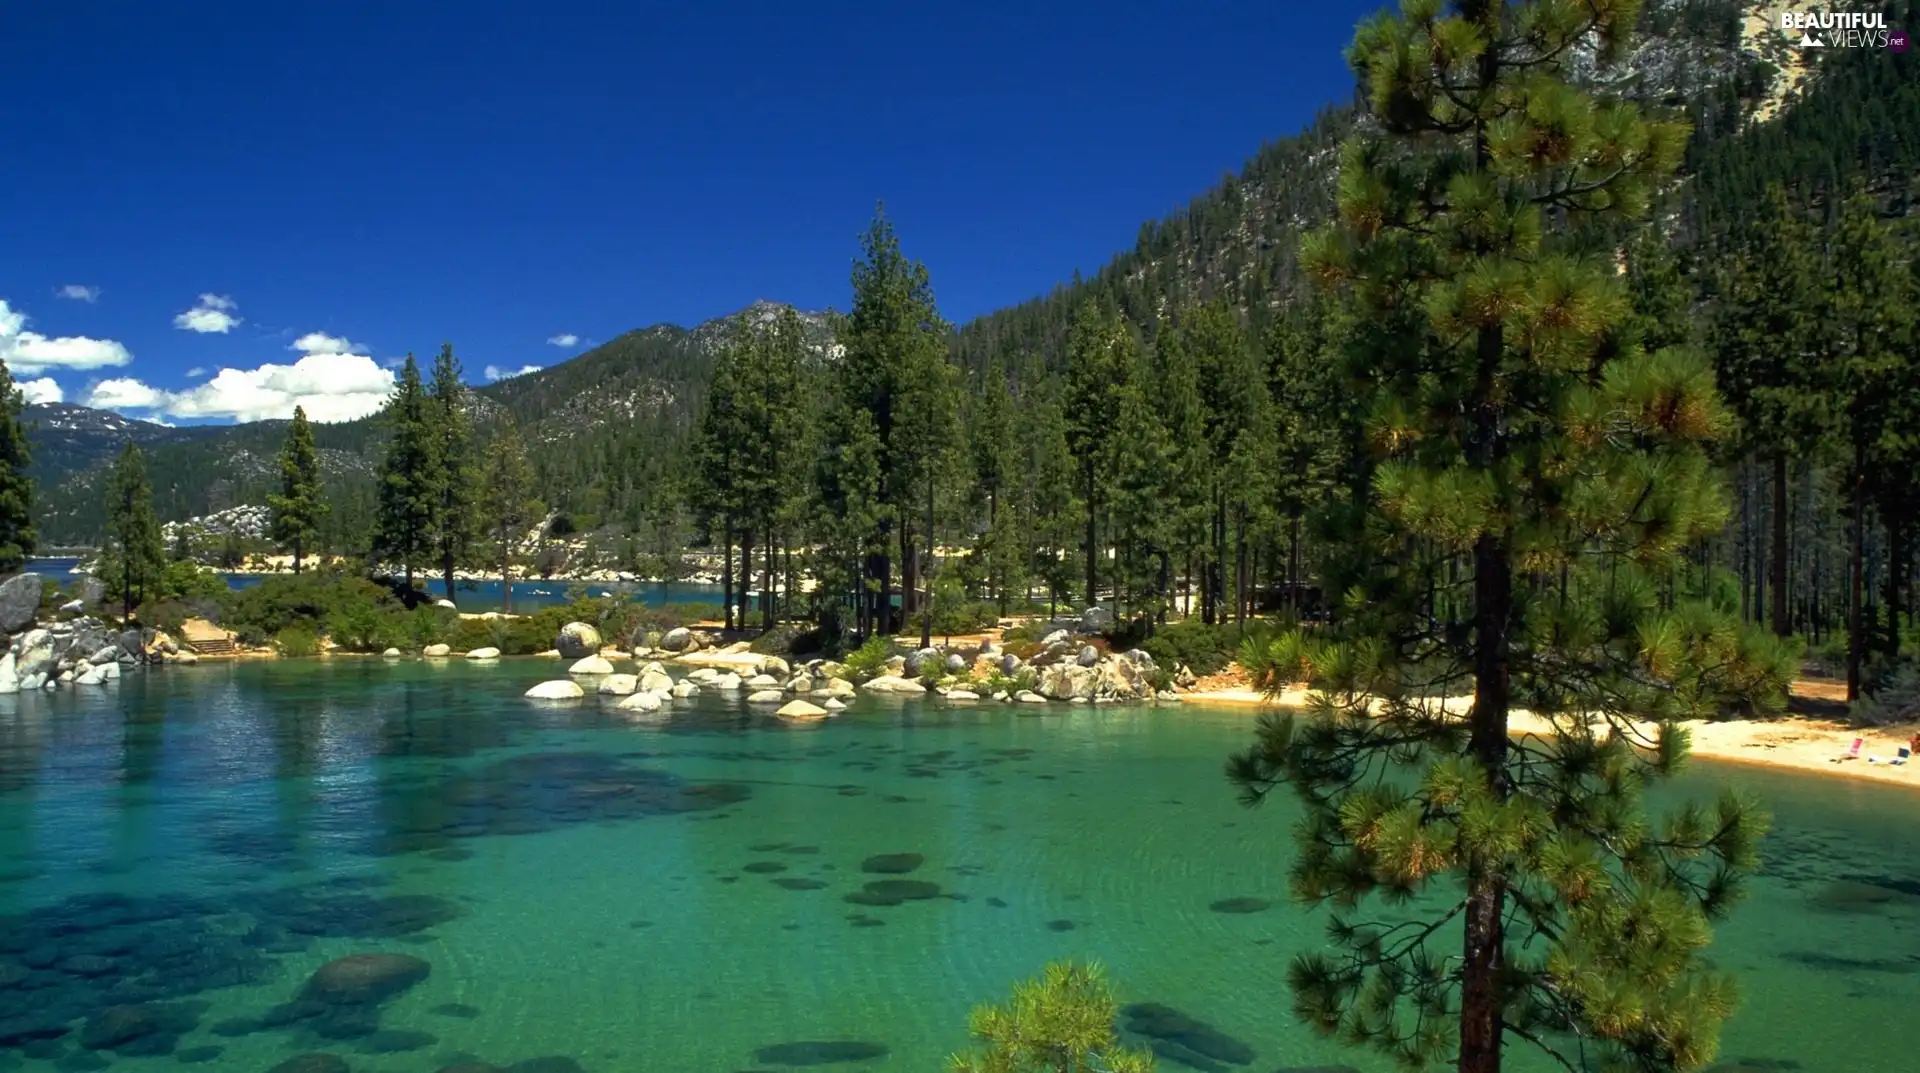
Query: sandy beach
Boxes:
[{"xmin": 1184, "ymin": 680, "xmax": 1920, "ymax": 789}]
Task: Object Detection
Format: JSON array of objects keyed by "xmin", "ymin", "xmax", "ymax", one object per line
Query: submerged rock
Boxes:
[
  {"xmin": 301, "ymin": 953, "xmax": 431, "ymax": 1005},
  {"xmin": 269, "ymin": 1054, "xmax": 350, "ymax": 1073},
  {"xmin": 776, "ymin": 700, "xmax": 828, "ymax": 720},
  {"xmin": 752, "ymin": 1041, "xmax": 890, "ymax": 1066}
]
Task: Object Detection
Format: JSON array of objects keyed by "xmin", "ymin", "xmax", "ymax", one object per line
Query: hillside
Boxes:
[
  {"xmin": 28, "ymin": 301, "xmax": 831, "ymax": 544},
  {"xmin": 19, "ymin": 0, "xmax": 1810, "ymax": 547}
]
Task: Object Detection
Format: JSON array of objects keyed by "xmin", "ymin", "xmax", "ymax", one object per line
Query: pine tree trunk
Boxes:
[
  {"xmin": 722, "ymin": 520, "xmax": 735, "ymax": 634},
  {"xmin": 1235, "ymin": 510, "xmax": 1248, "ymax": 626},
  {"xmin": 1459, "ymin": 312, "xmax": 1513, "ymax": 1073},
  {"xmin": 1849, "ymin": 453, "xmax": 1866, "ymax": 702},
  {"xmin": 740, "ymin": 529, "xmax": 755, "ymax": 633},
  {"xmin": 1771, "ymin": 453, "xmax": 1790, "ymax": 636},
  {"xmin": 500, "ymin": 521, "xmax": 513, "ymax": 615},
  {"xmin": 1888, "ymin": 510, "xmax": 1905, "ymax": 661},
  {"xmin": 1084, "ymin": 461, "xmax": 1099, "ymax": 609},
  {"xmin": 921, "ymin": 473, "xmax": 935, "ymax": 650},
  {"xmin": 764, "ymin": 521, "xmax": 776, "ymax": 632},
  {"xmin": 1288, "ymin": 511, "xmax": 1302, "ymax": 619}
]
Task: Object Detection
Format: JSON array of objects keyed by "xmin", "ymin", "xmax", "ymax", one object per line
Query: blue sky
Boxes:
[{"xmin": 0, "ymin": 0, "xmax": 1378, "ymax": 425}]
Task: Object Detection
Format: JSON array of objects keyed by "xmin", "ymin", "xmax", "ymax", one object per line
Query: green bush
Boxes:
[
  {"xmin": 841, "ymin": 634, "xmax": 895, "ymax": 678},
  {"xmin": 275, "ymin": 625, "xmax": 320, "ymax": 657},
  {"xmin": 135, "ymin": 598, "xmax": 191, "ymax": 636},
  {"xmin": 222, "ymin": 570, "xmax": 403, "ymax": 639},
  {"xmin": 1134, "ymin": 617, "xmax": 1270, "ymax": 677}
]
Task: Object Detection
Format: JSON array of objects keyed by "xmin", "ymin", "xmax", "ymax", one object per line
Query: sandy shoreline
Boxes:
[{"xmin": 1182, "ymin": 684, "xmax": 1920, "ymax": 790}]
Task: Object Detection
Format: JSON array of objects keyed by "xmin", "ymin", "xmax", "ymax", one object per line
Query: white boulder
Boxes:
[
  {"xmin": 466, "ymin": 647, "xmax": 501, "ymax": 660},
  {"xmin": 861, "ymin": 675, "xmax": 927, "ymax": 695},
  {"xmin": 525, "ymin": 680, "xmax": 584, "ymax": 699},
  {"xmin": 568, "ymin": 655, "xmax": 615, "ymax": 676},
  {"xmin": 597, "ymin": 674, "xmax": 639, "ymax": 695},
  {"xmin": 422, "ymin": 643, "xmax": 452, "ymax": 657},
  {"xmin": 775, "ymin": 700, "xmax": 829, "ymax": 720}
]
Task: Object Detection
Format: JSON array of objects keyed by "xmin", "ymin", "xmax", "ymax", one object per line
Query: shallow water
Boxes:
[{"xmin": 0, "ymin": 661, "xmax": 1915, "ymax": 1073}]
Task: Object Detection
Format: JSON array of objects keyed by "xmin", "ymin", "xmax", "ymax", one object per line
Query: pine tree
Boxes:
[
  {"xmin": 1064, "ymin": 301, "xmax": 1133, "ymax": 609},
  {"xmin": 268, "ymin": 405, "xmax": 327, "ymax": 574},
  {"xmin": 374, "ymin": 354, "xmax": 437, "ymax": 589},
  {"xmin": 949, "ymin": 961, "xmax": 1155, "ymax": 1073},
  {"xmin": 1823, "ymin": 190, "xmax": 1910, "ymax": 698},
  {"xmin": 1109, "ymin": 347, "xmax": 1173, "ymax": 627},
  {"xmin": 831, "ymin": 207, "xmax": 949, "ymax": 635},
  {"xmin": 690, "ymin": 322, "xmax": 748, "ymax": 631},
  {"xmin": 480, "ymin": 416, "xmax": 534, "ymax": 614},
  {"xmin": 429, "ymin": 343, "xmax": 476, "ymax": 603},
  {"xmin": 1151, "ymin": 325, "xmax": 1212, "ymax": 617},
  {"xmin": 970, "ymin": 357, "xmax": 1022, "ymax": 610},
  {"xmin": 1710, "ymin": 184, "xmax": 1827, "ymax": 639},
  {"xmin": 103, "ymin": 443, "xmax": 164, "ymax": 621},
  {"xmin": 0, "ymin": 356, "xmax": 36, "ymax": 574},
  {"xmin": 1228, "ymin": 3, "xmax": 1767, "ymax": 1071}
]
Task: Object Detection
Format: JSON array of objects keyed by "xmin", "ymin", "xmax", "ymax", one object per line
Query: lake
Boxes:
[
  {"xmin": 0, "ymin": 660, "xmax": 1914, "ymax": 1073},
  {"xmin": 26, "ymin": 559, "xmax": 731, "ymax": 615}
]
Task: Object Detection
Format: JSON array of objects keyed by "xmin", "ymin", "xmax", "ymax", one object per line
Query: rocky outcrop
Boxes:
[
  {"xmin": 0, "ymin": 572, "xmax": 41, "ymax": 633},
  {"xmin": 555, "ymin": 622, "xmax": 601, "ymax": 659}
]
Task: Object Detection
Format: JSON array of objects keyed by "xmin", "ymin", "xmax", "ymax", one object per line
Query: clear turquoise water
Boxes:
[{"xmin": 1, "ymin": 660, "xmax": 1916, "ymax": 1073}]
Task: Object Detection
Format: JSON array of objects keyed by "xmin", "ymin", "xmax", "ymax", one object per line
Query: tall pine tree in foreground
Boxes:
[
  {"xmin": 1228, "ymin": 2, "xmax": 1768, "ymax": 1071},
  {"xmin": 0, "ymin": 357, "xmax": 36, "ymax": 573},
  {"xmin": 104, "ymin": 444, "xmax": 164, "ymax": 621},
  {"xmin": 374, "ymin": 355, "xmax": 437, "ymax": 589},
  {"xmin": 268, "ymin": 405, "xmax": 327, "ymax": 574}
]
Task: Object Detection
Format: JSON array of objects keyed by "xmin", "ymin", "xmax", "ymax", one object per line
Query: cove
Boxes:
[{"xmin": 0, "ymin": 659, "xmax": 1914, "ymax": 1072}]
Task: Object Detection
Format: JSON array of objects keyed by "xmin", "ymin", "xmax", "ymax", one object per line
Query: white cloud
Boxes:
[
  {"xmin": 290, "ymin": 331, "xmax": 367, "ymax": 356},
  {"xmin": 85, "ymin": 378, "xmax": 167, "ymax": 411},
  {"xmin": 485, "ymin": 364, "xmax": 541, "ymax": 381},
  {"xmin": 0, "ymin": 298, "xmax": 133, "ymax": 374},
  {"xmin": 173, "ymin": 293, "xmax": 240, "ymax": 333},
  {"xmin": 17, "ymin": 377, "xmax": 63, "ymax": 405},
  {"xmin": 57, "ymin": 285, "xmax": 100, "ymax": 303},
  {"xmin": 86, "ymin": 352, "xmax": 398, "ymax": 424},
  {"xmin": 380, "ymin": 356, "xmax": 406, "ymax": 369},
  {"xmin": 546, "ymin": 333, "xmax": 579, "ymax": 347},
  {"xmin": 185, "ymin": 366, "xmax": 206, "ymax": 378}
]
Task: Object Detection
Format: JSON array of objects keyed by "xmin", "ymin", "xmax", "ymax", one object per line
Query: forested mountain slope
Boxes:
[{"xmin": 30, "ymin": 302, "xmax": 829, "ymax": 544}]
